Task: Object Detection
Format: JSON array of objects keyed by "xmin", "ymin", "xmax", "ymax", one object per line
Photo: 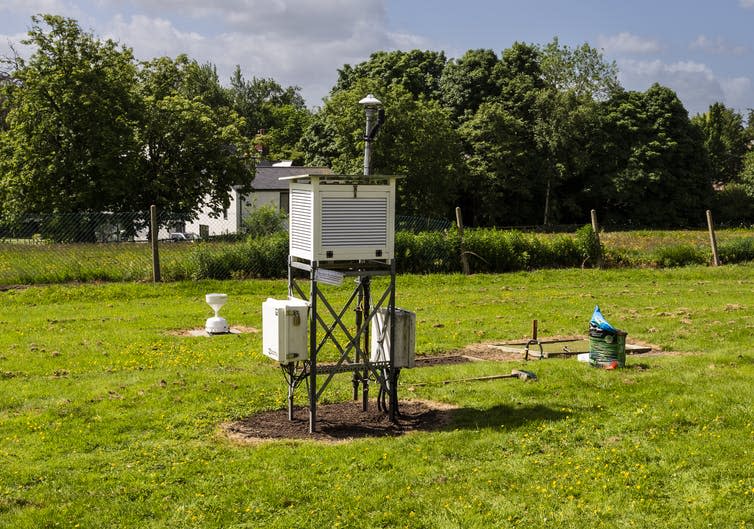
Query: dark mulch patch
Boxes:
[
  {"xmin": 414, "ymin": 354, "xmax": 472, "ymax": 367},
  {"xmin": 223, "ymin": 400, "xmax": 456, "ymax": 443}
]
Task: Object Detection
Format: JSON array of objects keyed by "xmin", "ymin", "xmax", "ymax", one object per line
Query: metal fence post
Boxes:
[{"xmin": 150, "ymin": 205, "xmax": 161, "ymax": 282}]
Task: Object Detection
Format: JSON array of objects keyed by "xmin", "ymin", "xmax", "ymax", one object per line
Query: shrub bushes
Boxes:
[
  {"xmin": 188, "ymin": 232, "xmax": 288, "ymax": 280},
  {"xmin": 652, "ymin": 244, "xmax": 708, "ymax": 268},
  {"xmin": 394, "ymin": 230, "xmax": 460, "ymax": 274},
  {"xmin": 242, "ymin": 204, "xmax": 288, "ymax": 238},
  {"xmin": 169, "ymin": 228, "xmax": 754, "ymax": 280},
  {"xmin": 397, "ymin": 228, "xmax": 588, "ymax": 275},
  {"xmin": 718, "ymin": 238, "xmax": 754, "ymax": 264}
]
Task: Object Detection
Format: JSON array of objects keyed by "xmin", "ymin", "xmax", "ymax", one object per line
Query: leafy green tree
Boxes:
[
  {"xmin": 301, "ymin": 80, "xmax": 463, "ymax": 217},
  {"xmin": 600, "ymin": 84, "xmax": 713, "ymax": 225},
  {"xmin": 458, "ymin": 101, "xmax": 541, "ymax": 225},
  {"xmin": 0, "ymin": 16, "xmax": 254, "ymax": 235},
  {"xmin": 497, "ymin": 42, "xmax": 546, "ymax": 120},
  {"xmin": 539, "ymin": 37, "xmax": 621, "ymax": 101},
  {"xmin": 0, "ymin": 14, "xmax": 141, "ymax": 220},
  {"xmin": 440, "ymin": 49, "xmax": 502, "ymax": 122},
  {"xmin": 457, "ymin": 40, "xmax": 611, "ymax": 226},
  {"xmin": 691, "ymin": 103, "xmax": 748, "ymax": 185},
  {"xmin": 742, "ymin": 109, "xmax": 754, "ymax": 146},
  {"xmin": 534, "ymin": 89, "xmax": 603, "ymax": 225},
  {"xmin": 251, "ymin": 104, "xmax": 311, "ymax": 164},
  {"xmin": 333, "ymin": 50, "xmax": 447, "ymax": 101},
  {"xmin": 531, "ymin": 39, "xmax": 620, "ymax": 225},
  {"xmin": 228, "ymin": 66, "xmax": 310, "ymax": 162},
  {"xmin": 134, "ymin": 56, "xmax": 254, "ymax": 221}
]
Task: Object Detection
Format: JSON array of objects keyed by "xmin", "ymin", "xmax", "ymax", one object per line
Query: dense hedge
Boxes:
[
  {"xmin": 393, "ymin": 228, "xmax": 597, "ymax": 274},
  {"xmin": 168, "ymin": 232, "xmax": 289, "ymax": 280},
  {"xmin": 184, "ymin": 226, "xmax": 603, "ymax": 279},
  {"xmin": 177, "ymin": 228, "xmax": 754, "ymax": 280}
]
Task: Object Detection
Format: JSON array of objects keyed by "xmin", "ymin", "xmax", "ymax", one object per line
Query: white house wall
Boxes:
[
  {"xmin": 185, "ymin": 188, "xmax": 242, "ymax": 237},
  {"xmin": 180, "ymin": 189, "xmax": 284, "ymax": 237},
  {"xmin": 241, "ymin": 191, "xmax": 281, "ymax": 220}
]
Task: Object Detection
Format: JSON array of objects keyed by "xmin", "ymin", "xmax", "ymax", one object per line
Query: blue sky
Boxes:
[{"xmin": 1, "ymin": 0, "xmax": 753, "ymax": 116}]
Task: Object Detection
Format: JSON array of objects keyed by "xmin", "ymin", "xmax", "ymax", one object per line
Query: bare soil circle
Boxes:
[{"xmin": 223, "ymin": 399, "xmax": 457, "ymax": 443}]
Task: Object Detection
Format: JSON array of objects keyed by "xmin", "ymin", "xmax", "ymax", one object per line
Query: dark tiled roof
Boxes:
[{"xmin": 250, "ymin": 166, "xmax": 332, "ymax": 191}]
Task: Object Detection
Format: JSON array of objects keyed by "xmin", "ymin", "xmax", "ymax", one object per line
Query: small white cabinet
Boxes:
[{"xmin": 262, "ymin": 298, "xmax": 310, "ymax": 363}]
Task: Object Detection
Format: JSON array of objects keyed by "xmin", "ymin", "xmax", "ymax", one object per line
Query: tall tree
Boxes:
[
  {"xmin": 228, "ymin": 66, "xmax": 310, "ymax": 162},
  {"xmin": 533, "ymin": 39, "xmax": 620, "ymax": 224},
  {"xmin": 0, "ymin": 16, "xmax": 253, "ymax": 232},
  {"xmin": 458, "ymin": 101, "xmax": 542, "ymax": 225},
  {"xmin": 301, "ymin": 80, "xmax": 462, "ymax": 217},
  {"xmin": 539, "ymin": 37, "xmax": 621, "ymax": 101},
  {"xmin": 745, "ymin": 109, "xmax": 754, "ymax": 145},
  {"xmin": 691, "ymin": 103, "xmax": 748, "ymax": 186},
  {"xmin": 333, "ymin": 50, "xmax": 447, "ymax": 101},
  {"xmin": 0, "ymin": 14, "xmax": 141, "ymax": 219},
  {"xmin": 600, "ymin": 84, "xmax": 712, "ymax": 225},
  {"xmin": 440, "ymin": 49, "xmax": 502, "ymax": 122},
  {"xmin": 135, "ymin": 56, "xmax": 254, "ymax": 221},
  {"xmin": 497, "ymin": 42, "xmax": 546, "ymax": 120},
  {"xmin": 533, "ymin": 89, "xmax": 602, "ymax": 225}
]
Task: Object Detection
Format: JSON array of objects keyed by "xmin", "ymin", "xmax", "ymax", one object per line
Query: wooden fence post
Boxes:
[
  {"xmin": 706, "ymin": 209, "xmax": 720, "ymax": 267},
  {"xmin": 456, "ymin": 207, "xmax": 470, "ymax": 275},
  {"xmin": 590, "ymin": 209, "xmax": 603, "ymax": 268},
  {"xmin": 150, "ymin": 204, "xmax": 161, "ymax": 282}
]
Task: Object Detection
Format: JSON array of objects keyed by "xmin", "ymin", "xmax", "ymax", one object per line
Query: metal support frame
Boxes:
[{"xmin": 285, "ymin": 257, "xmax": 398, "ymax": 433}]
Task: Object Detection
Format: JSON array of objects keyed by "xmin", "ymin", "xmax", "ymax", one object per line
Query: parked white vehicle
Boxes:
[{"xmin": 168, "ymin": 232, "xmax": 200, "ymax": 242}]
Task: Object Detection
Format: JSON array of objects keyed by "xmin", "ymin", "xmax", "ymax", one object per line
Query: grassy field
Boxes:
[{"xmin": 1, "ymin": 268, "xmax": 753, "ymax": 528}]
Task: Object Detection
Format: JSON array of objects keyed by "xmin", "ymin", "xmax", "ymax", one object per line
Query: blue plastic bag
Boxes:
[{"xmin": 590, "ymin": 305, "xmax": 617, "ymax": 333}]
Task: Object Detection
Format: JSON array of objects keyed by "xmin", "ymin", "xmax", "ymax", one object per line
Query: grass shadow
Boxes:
[
  {"xmin": 443, "ymin": 404, "xmax": 570, "ymax": 431},
  {"xmin": 224, "ymin": 401, "xmax": 572, "ymax": 443}
]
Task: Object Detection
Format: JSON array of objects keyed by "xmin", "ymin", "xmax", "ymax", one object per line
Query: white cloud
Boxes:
[
  {"xmin": 0, "ymin": 0, "xmax": 73, "ymax": 14},
  {"xmin": 102, "ymin": 2, "xmax": 421, "ymax": 107},
  {"xmin": 106, "ymin": 14, "xmax": 206, "ymax": 59},
  {"xmin": 597, "ymin": 32, "xmax": 661, "ymax": 54},
  {"xmin": 619, "ymin": 59, "xmax": 726, "ymax": 115},
  {"xmin": 690, "ymin": 35, "xmax": 747, "ymax": 55},
  {"xmin": 100, "ymin": 0, "xmax": 387, "ymax": 40},
  {"xmin": 0, "ymin": 34, "xmax": 31, "ymax": 71},
  {"xmin": 740, "ymin": 0, "xmax": 754, "ymax": 8},
  {"xmin": 720, "ymin": 76, "xmax": 753, "ymax": 110}
]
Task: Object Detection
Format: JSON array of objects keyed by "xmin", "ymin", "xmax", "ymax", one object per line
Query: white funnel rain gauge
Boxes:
[{"xmin": 205, "ymin": 293, "xmax": 230, "ymax": 334}]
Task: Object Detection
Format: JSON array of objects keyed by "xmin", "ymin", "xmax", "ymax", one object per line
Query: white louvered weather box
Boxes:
[{"xmin": 284, "ymin": 174, "xmax": 397, "ymax": 262}]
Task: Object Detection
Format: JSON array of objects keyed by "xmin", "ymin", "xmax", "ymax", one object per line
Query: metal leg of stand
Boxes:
[
  {"xmin": 354, "ymin": 281, "xmax": 363, "ymax": 401},
  {"xmin": 308, "ymin": 274, "xmax": 318, "ymax": 433},
  {"xmin": 287, "ymin": 364, "xmax": 295, "ymax": 421},
  {"xmin": 389, "ymin": 369, "xmax": 399, "ymax": 421},
  {"xmin": 362, "ymin": 276, "xmax": 371, "ymax": 411}
]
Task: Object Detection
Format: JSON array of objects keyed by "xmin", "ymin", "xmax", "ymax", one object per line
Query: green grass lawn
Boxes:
[{"xmin": 1, "ymin": 268, "xmax": 753, "ymax": 528}]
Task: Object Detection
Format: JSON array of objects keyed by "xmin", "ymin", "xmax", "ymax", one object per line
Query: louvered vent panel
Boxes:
[
  {"xmin": 290, "ymin": 189, "xmax": 312, "ymax": 253},
  {"xmin": 321, "ymin": 197, "xmax": 387, "ymax": 247}
]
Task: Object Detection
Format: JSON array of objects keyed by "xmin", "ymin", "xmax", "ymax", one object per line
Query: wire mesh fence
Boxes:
[
  {"xmin": 6, "ymin": 207, "xmax": 731, "ymax": 287},
  {"xmin": 0, "ymin": 210, "xmax": 461, "ymax": 286},
  {"xmin": 395, "ymin": 215, "xmax": 453, "ymax": 233},
  {"xmin": 0, "ymin": 209, "xmax": 237, "ymax": 285}
]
